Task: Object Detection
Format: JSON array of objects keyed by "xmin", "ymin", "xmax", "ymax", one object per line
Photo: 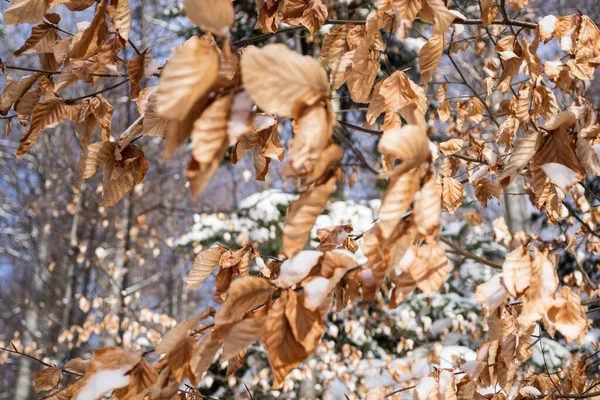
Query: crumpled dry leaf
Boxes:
[{"xmin": 17, "ymin": 97, "xmax": 80, "ymax": 157}]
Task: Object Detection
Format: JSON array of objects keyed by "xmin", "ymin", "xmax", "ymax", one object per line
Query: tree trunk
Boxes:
[
  {"xmin": 60, "ymin": 184, "xmax": 85, "ymax": 334},
  {"xmin": 501, "ymin": 177, "xmax": 530, "ymax": 235},
  {"xmin": 14, "ymin": 224, "xmax": 50, "ymax": 399}
]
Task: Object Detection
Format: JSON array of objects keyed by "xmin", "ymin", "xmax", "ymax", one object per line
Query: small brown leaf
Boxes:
[
  {"xmin": 379, "ymin": 168, "xmax": 420, "ymax": 239},
  {"xmin": 502, "ymin": 246, "xmax": 532, "ymax": 297},
  {"xmin": 442, "ymin": 177, "xmax": 463, "ymax": 214},
  {"xmin": 187, "ymin": 247, "xmax": 225, "ymax": 290},
  {"xmin": 5, "ymin": 0, "xmax": 49, "ymax": 25},
  {"xmin": 241, "ymin": 44, "xmax": 329, "ymax": 119},
  {"xmin": 34, "ymin": 366, "xmax": 62, "ymax": 393},
  {"xmin": 413, "ymin": 171, "xmax": 441, "ymax": 241},
  {"xmin": 215, "ymin": 276, "xmax": 273, "ymax": 327},
  {"xmin": 285, "ymin": 290, "xmax": 325, "ymax": 352},
  {"xmin": 221, "ymin": 315, "xmax": 267, "ymax": 361},
  {"xmin": 17, "ymin": 97, "xmax": 80, "ymax": 157},
  {"xmin": 107, "ymin": 0, "xmax": 131, "ymax": 41},
  {"xmin": 261, "ymin": 291, "xmax": 309, "ymax": 388},
  {"xmin": 378, "ymin": 125, "xmax": 431, "ymax": 177},
  {"xmin": 419, "ymin": 34, "xmax": 446, "ymax": 86},
  {"xmin": 184, "ymin": 0, "xmax": 234, "ymax": 36},
  {"xmin": 282, "ymin": 175, "xmax": 337, "ymax": 258},
  {"xmin": 157, "ymin": 36, "xmax": 219, "ymax": 120}
]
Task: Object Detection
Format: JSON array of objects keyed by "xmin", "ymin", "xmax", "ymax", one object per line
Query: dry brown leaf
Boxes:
[
  {"xmin": 391, "ymin": 0, "xmax": 422, "ymax": 23},
  {"xmin": 34, "ymin": 366, "xmax": 62, "ymax": 393},
  {"xmin": 518, "ymin": 249, "xmax": 558, "ymax": 328},
  {"xmin": 474, "ymin": 178, "xmax": 501, "ymax": 207},
  {"xmin": 284, "ymin": 102, "xmax": 335, "ymax": 179},
  {"xmin": 221, "ymin": 315, "xmax": 267, "ymax": 361},
  {"xmin": 420, "ymin": 34, "xmax": 446, "ymax": 86},
  {"xmin": 187, "ymin": 247, "xmax": 225, "ymax": 290},
  {"xmin": 421, "ymin": 0, "xmax": 458, "ymax": 34},
  {"xmin": 439, "ymin": 138, "xmax": 464, "ymax": 155},
  {"xmin": 189, "ymin": 332, "xmax": 222, "ymax": 382},
  {"xmin": 545, "ymin": 286, "xmax": 588, "ymax": 343},
  {"xmin": 285, "ymin": 290, "xmax": 325, "ymax": 352},
  {"xmin": 185, "ymin": 0, "xmax": 234, "ymax": 36},
  {"xmin": 502, "ymin": 246, "xmax": 532, "ymax": 297},
  {"xmin": 283, "ymin": 0, "xmax": 329, "ymax": 35},
  {"xmin": 282, "ymin": 175, "xmax": 336, "ymax": 258},
  {"xmin": 68, "ymin": 0, "xmax": 110, "ymax": 60},
  {"xmin": 409, "ymin": 243, "xmax": 449, "ymax": 295},
  {"xmin": 64, "ymin": 358, "xmax": 90, "ymax": 375},
  {"xmin": 367, "ymin": 385, "xmax": 387, "ymax": 399},
  {"xmin": 413, "ymin": 171, "xmax": 441, "ymax": 241},
  {"xmin": 241, "ymin": 44, "xmax": 329, "ymax": 119},
  {"xmin": 442, "ymin": 177, "xmax": 463, "ymax": 214},
  {"xmin": 261, "ymin": 291, "xmax": 309, "ymax": 388},
  {"xmin": 481, "ymin": 0, "xmax": 498, "ymax": 26},
  {"xmin": 379, "ymin": 71, "xmax": 427, "ymax": 126},
  {"xmin": 191, "ymin": 94, "xmax": 233, "ymax": 164},
  {"xmin": 498, "ymin": 133, "xmax": 538, "ymax": 187},
  {"xmin": 13, "ymin": 24, "xmax": 58, "ymax": 57},
  {"xmin": 576, "ymin": 137, "xmax": 600, "ymax": 175},
  {"xmin": 0, "ymin": 74, "xmax": 40, "ymax": 115},
  {"xmin": 5, "ymin": 0, "xmax": 49, "ymax": 25},
  {"xmin": 389, "ymin": 271, "xmax": 417, "ymax": 308},
  {"xmin": 157, "ymin": 36, "xmax": 219, "ymax": 120},
  {"xmin": 378, "ymin": 125, "xmax": 431, "ymax": 177},
  {"xmin": 107, "ymin": 0, "xmax": 131, "ymax": 41},
  {"xmin": 215, "ymin": 276, "xmax": 273, "ymax": 327},
  {"xmin": 379, "ymin": 168, "xmax": 420, "ymax": 239},
  {"xmin": 476, "ymin": 274, "xmax": 508, "ymax": 317},
  {"xmin": 126, "ymin": 52, "xmax": 147, "ymax": 99},
  {"xmin": 113, "ymin": 358, "xmax": 157, "ymax": 400},
  {"xmin": 186, "ymin": 148, "xmax": 225, "ymax": 198},
  {"xmin": 17, "ymin": 97, "xmax": 80, "ymax": 157},
  {"xmin": 77, "ymin": 141, "xmax": 117, "ymax": 180}
]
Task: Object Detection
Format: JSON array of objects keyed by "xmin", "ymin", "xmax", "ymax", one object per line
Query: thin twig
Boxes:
[
  {"xmin": 337, "ymin": 120, "xmax": 382, "ymax": 135},
  {"xmin": 0, "ymin": 344, "xmax": 83, "ymax": 377},
  {"xmin": 439, "ymin": 236, "xmax": 503, "ymax": 269},
  {"xmin": 446, "ymin": 51, "xmax": 500, "ymax": 127},
  {"xmin": 334, "ymin": 126, "xmax": 381, "ymax": 175},
  {"xmin": 64, "ymin": 79, "xmax": 129, "ymax": 102}
]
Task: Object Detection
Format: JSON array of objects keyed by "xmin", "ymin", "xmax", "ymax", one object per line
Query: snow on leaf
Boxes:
[{"xmin": 271, "ymin": 250, "xmax": 323, "ymax": 289}]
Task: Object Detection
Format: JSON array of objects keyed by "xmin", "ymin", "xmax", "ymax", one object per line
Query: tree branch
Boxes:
[
  {"xmin": 440, "ymin": 236, "xmax": 503, "ymax": 269},
  {"xmin": 64, "ymin": 78, "xmax": 129, "ymax": 102}
]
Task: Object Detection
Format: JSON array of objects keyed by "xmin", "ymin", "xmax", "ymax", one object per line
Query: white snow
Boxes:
[
  {"xmin": 540, "ymin": 163, "xmax": 579, "ymax": 192},
  {"xmin": 228, "ymin": 91, "xmax": 253, "ymax": 141},
  {"xmin": 303, "ymin": 277, "xmax": 330, "ymax": 310},
  {"xmin": 538, "ymin": 15, "xmax": 557, "ymax": 38},
  {"xmin": 73, "ymin": 367, "xmax": 131, "ymax": 400},
  {"xmin": 271, "ymin": 250, "xmax": 323, "ymax": 288},
  {"xmin": 415, "ymin": 376, "xmax": 437, "ymax": 400}
]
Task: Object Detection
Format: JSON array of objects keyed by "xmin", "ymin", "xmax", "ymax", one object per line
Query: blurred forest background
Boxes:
[{"xmin": 0, "ymin": 0, "xmax": 599, "ymax": 398}]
